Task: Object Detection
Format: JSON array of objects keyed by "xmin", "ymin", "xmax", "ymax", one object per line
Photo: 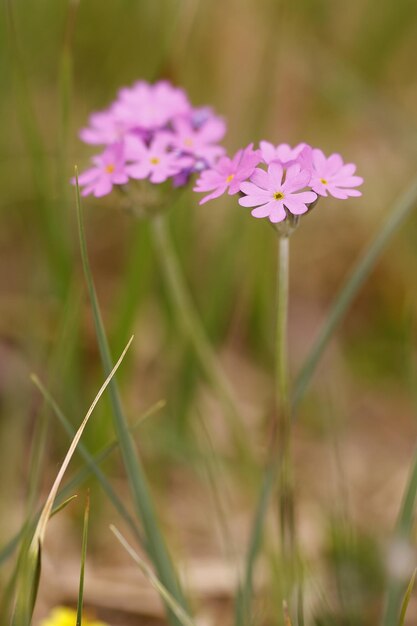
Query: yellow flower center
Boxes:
[
  {"xmin": 320, "ymin": 178, "xmax": 328, "ymax": 185},
  {"xmin": 273, "ymin": 191, "xmax": 284, "ymax": 200},
  {"xmin": 184, "ymin": 137, "xmax": 194, "ymax": 147},
  {"xmin": 105, "ymin": 164, "xmax": 115, "ymax": 173},
  {"xmin": 226, "ymin": 174, "xmax": 234, "ymax": 183},
  {"xmin": 150, "ymin": 157, "xmax": 160, "ymax": 165}
]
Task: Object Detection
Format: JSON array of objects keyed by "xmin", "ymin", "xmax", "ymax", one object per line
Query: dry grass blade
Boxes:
[
  {"xmin": 29, "ymin": 335, "xmax": 133, "ymax": 553},
  {"xmin": 110, "ymin": 525, "xmax": 197, "ymax": 626}
]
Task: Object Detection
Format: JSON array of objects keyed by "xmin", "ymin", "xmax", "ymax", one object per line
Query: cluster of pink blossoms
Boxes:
[
  {"xmin": 76, "ymin": 80, "xmax": 363, "ymax": 223},
  {"xmin": 194, "ymin": 141, "xmax": 363, "ymax": 223},
  {"xmin": 76, "ymin": 80, "xmax": 226, "ymax": 197}
]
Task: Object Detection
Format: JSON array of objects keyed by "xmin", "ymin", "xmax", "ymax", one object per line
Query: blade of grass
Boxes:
[
  {"xmin": 0, "ymin": 399, "xmax": 164, "ymax": 569},
  {"xmin": 31, "ymin": 336, "xmax": 133, "ymax": 552},
  {"xmin": 76, "ymin": 492, "xmax": 90, "ymax": 626},
  {"xmin": 398, "ymin": 568, "xmax": 416, "ymax": 626},
  {"xmin": 12, "ymin": 336, "xmax": 133, "ymax": 625},
  {"xmin": 293, "ymin": 176, "xmax": 417, "ymax": 409},
  {"xmin": 75, "ymin": 171, "xmax": 189, "ymax": 624},
  {"xmin": 110, "ymin": 525, "xmax": 196, "ymax": 626},
  {"xmin": 31, "ymin": 374, "xmax": 145, "ymax": 549}
]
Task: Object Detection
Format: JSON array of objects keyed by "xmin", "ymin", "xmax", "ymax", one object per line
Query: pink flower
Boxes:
[
  {"xmin": 76, "ymin": 143, "xmax": 128, "ymax": 197},
  {"xmin": 260, "ymin": 141, "xmax": 307, "ymax": 166},
  {"xmin": 193, "ymin": 144, "xmax": 262, "ymax": 205},
  {"xmin": 170, "ymin": 115, "xmax": 226, "ymax": 164},
  {"xmin": 126, "ymin": 134, "xmax": 192, "ymax": 184},
  {"xmin": 114, "ymin": 80, "xmax": 191, "ymax": 130},
  {"xmin": 309, "ymin": 149, "xmax": 363, "ymax": 199},
  {"xmin": 239, "ymin": 162, "xmax": 317, "ymax": 223},
  {"xmin": 79, "ymin": 107, "xmax": 128, "ymax": 145}
]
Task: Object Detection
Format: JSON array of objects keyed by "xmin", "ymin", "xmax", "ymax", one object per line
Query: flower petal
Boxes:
[
  {"xmin": 239, "ymin": 194, "xmax": 272, "ymax": 207},
  {"xmin": 250, "ymin": 168, "xmax": 272, "ymax": 190},
  {"xmin": 240, "ymin": 181, "xmax": 271, "ymax": 196},
  {"xmin": 268, "ymin": 162, "xmax": 284, "ymax": 188}
]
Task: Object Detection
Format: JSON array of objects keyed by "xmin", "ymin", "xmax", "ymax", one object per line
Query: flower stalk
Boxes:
[
  {"xmin": 150, "ymin": 211, "xmax": 252, "ymax": 463},
  {"xmin": 275, "ymin": 233, "xmax": 295, "ymax": 563}
]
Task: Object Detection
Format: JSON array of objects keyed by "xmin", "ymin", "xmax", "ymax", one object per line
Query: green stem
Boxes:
[
  {"xmin": 276, "ymin": 236, "xmax": 290, "ymax": 414},
  {"xmin": 234, "ymin": 233, "xmax": 295, "ymax": 626},
  {"xmin": 150, "ymin": 212, "xmax": 251, "ymax": 462},
  {"xmin": 275, "ymin": 235, "xmax": 295, "ymax": 560}
]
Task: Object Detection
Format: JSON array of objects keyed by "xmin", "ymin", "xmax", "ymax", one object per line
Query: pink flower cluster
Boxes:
[
  {"xmin": 76, "ymin": 80, "xmax": 226, "ymax": 197},
  {"xmin": 75, "ymin": 79, "xmax": 363, "ymax": 223},
  {"xmin": 194, "ymin": 141, "xmax": 363, "ymax": 223}
]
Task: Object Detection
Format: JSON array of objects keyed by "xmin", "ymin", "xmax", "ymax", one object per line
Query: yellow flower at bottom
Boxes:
[{"xmin": 39, "ymin": 606, "xmax": 109, "ymax": 626}]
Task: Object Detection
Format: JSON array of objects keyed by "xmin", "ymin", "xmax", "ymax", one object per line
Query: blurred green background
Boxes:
[{"xmin": 1, "ymin": 0, "xmax": 417, "ymax": 624}]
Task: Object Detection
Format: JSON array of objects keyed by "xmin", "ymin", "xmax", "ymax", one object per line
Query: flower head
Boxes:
[
  {"xmin": 309, "ymin": 149, "xmax": 363, "ymax": 199},
  {"xmin": 76, "ymin": 143, "xmax": 128, "ymax": 197},
  {"xmin": 40, "ymin": 606, "xmax": 108, "ymax": 626},
  {"xmin": 193, "ymin": 144, "xmax": 262, "ymax": 204},
  {"xmin": 76, "ymin": 80, "xmax": 228, "ymax": 197},
  {"xmin": 239, "ymin": 162, "xmax": 317, "ymax": 223}
]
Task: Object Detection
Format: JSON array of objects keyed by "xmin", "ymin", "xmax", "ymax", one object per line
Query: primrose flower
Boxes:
[
  {"xmin": 76, "ymin": 79, "xmax": 228, "ymax": 197},
  {"xmin": 170, "ymin": 115, "xmax": 226, "ymax": 164},
  {"xmin": 39, "ymin": 606, "xmax": 108, "ymax": 626},
  {"xmin": 126, "ymin": 133, "xmax": 192, "ymax": 184},
  {"xmin": 114, "ymin": 80, "xmax": 191, "ymax": 130},
  {"xmin": 193, "ymin": 144, "xmax": 262, "ymax": 204},
  {"xmin": 77, "ymin": 143, "xmax": 128, "ymax": 197},
  {"xmin": 260, "ymin": 141, "xmax": 307, "ymax": 166},
  {"xmin": 239, "ymin": 162, "xmax": 317, "ymax": 223},
  {"xmin": 309, "ymin": 149, "xmax": 363, "ymax": 199}
]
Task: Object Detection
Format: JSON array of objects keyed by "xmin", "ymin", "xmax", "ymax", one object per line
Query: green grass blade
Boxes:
[
  {"xmin": 110, "ymin": 525, "xmax": 196, "ymax": 626},
  {"xmin": 293, "ymin": 176, "xmax": 417, "ymax": 409},
  {"xmin": 398, "ymin": 568, "xmax": 416, "ymax": 626},
  {"xmin": 76, "ymin": 492, "xmax": 90, "ymax": 626},
  {"xmin": 74, "ymin": 172, "xmax": 189, "ymax": 624}
]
